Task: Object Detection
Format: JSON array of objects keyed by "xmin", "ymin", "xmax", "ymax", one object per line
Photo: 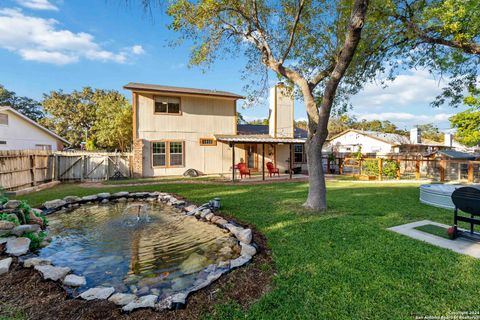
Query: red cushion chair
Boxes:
[
  {"xmin": 237, "ymin": 163, "xmax": 251, "ymax": 179},
  {"xmin": 266, "ymin": 162, "xmax": 280, "ymax": 177}
]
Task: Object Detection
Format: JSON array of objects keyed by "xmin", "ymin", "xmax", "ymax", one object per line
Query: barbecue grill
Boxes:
[{"xmin": 452, "ymin": 186, "xmax": 480, "ymax": 238}]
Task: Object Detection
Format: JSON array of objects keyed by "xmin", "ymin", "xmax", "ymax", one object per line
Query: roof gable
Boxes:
[{"xmin": 124, "ymin": 83, "xmax": 244, "ymax": 99}]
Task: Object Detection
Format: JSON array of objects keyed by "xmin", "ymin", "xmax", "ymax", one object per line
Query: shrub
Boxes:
[
  {"xmin": 383, "ymin": 160, "xmax": 399, "ymax": 178},
  {"xmin": 362, "ymin": 160, "xmax": 379, "ymax": 176},
  {"xmin": 0, "ymin": 213, "xmax": 20, "ymax": 226},
  {"xmin": 23, "ymin": 231, "xmax": 47, "ymax": 251}
]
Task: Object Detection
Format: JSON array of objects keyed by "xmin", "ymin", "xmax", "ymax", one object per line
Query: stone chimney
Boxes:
[
  {"xmin": 268, "ymin": 83, "xmax": 294, "ymax": 138},
  {"xmin": 444, "ymin": 133, "xmax": 453, "ymax": 147},
  {"xmin": 410, "ymin": 127, "xmax": 421, "ymax": 144}
]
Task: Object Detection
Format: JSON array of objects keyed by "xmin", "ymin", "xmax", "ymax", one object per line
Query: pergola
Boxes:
[{"xmin": 215, "ymin": 134, "xmax": 306, "ymax": 182}]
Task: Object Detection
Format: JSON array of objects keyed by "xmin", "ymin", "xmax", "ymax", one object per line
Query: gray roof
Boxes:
[
  {"xmin": 237, "ymin": 124, "xmax": 308, "ymax": 138},
  {"xmin": 123, "ymin": 82, "xmax": 244, "ymax": 99},
  {"xmin": 359, "ymin": 130, "xmax": 411, "ymax": 145},
  {"xmin": 215, "ymin": 134, "xmax": 305, "ymax": 144},
  {"xmin": 437, "ymin": 150, "xmax": 479, "ymax": 160}
]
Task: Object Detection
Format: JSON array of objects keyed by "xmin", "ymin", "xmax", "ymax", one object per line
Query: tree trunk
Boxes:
[{"xmin": 303, "ymin": 132, "xmax": 328, "ymax": 210}]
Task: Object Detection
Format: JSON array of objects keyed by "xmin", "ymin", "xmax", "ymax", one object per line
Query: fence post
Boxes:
[
  {"xmin": 415, "ymin": 160, "xmax": 420, "ymax": 180},
  {"xmin": 468, "ymin": 161, "xmax": 474, "ymax": 183},
  {"xmin": 339, "ymin": 158, "xmax": 343, "ymax": 175},
  {"xmin": 396, "ymin": 160, "xmax": 401, "ymax": 180},
  {"xmin": 29, "ymin": 154, "xmax": 37, "ymax": 186},
  {"xmin": 440, "ymin": 160, "xmax": 446, "ymax": 182},
  {"xmin": 378, "ymin": 158, "xmax": 383, "ymax": 181}
]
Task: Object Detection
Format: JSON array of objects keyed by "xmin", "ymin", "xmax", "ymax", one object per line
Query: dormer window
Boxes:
[{"xmin": 154, "ymin": 96, "xmax": 181, "ymax": 114}]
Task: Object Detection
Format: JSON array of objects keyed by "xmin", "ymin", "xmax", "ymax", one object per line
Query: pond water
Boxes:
[{"xmin": 38, "ymin": 202, "xmax": 240, "ymax": 297}]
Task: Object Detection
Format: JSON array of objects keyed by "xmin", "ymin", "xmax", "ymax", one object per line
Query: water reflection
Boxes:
[{"xmin": 38, "ymin": 202, "xmax": 239, "ymax": 297}]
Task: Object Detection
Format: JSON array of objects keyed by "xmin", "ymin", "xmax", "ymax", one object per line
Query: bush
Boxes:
[
  {"xmin": 23, "ymin": 231, "xmax": 47, "ymax": 251},
  {"xmin": 0, "ymin": 213, "xmax": 20, "ymax": 226},
  {"xmin": 362, "ymin": 160, "xmax": 379, "ymax": 176},
  {"xmin": 383, "ymin": 160, "xmax": 399, "ymax": 178}
]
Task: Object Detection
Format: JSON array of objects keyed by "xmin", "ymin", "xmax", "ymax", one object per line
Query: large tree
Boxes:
[
  {"xmin": 0, "ymin": 84, "xmax": 44, "ymax": 121},
  {"xmin": 142, "ymin": 0, "xmax": 387, "ymax": 210},
  {"xmin": 450, "ymin": 87, "xmax": 480, "ymax": 147},
  {"xmin": 41, "ymin": 87, "xmax": 132, "ymax": 151}
]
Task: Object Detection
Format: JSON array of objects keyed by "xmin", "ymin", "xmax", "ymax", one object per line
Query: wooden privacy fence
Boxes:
[
  {"xmin": 0, "ymin": 150, "xmax": 132, "ymax": 191},
  {"xmin": 340, "ymin": 157, "xmax": 480, "ymax": 183}
]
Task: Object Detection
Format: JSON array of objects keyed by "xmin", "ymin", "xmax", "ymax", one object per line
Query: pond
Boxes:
[{"xmin": 38, "ymin": 201, "xmax": 240, "ymax": 298}]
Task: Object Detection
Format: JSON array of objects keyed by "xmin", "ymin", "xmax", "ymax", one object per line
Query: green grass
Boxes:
[
  {"xmin": 415, "ymin": 224, "xmax": 451, "ymax": 239},
  {"xmin": 12, "ymin": 181, "xmax": 480, "ymax": 319},
  {"xmin": 102, "ymin": 175, "xmax": 222, "ymax": 185}
]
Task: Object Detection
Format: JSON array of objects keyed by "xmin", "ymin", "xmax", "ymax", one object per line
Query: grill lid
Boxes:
[{"xmin": 452, "ymin": 187, "xmax": 480, "ymax": 215}]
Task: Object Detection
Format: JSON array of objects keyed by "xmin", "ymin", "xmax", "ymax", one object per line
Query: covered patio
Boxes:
[{"xmin": 215, "ymin": 134, "xmax": 307, "ymax": 182}]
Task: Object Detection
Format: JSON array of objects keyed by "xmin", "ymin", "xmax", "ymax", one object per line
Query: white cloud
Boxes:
[
  {"xmin": 15, "ymin": 0, "xmax": 58, "ymax": 11},
  {"xmin": 0, "ymin": 8, "xmax": 144, "ymax": 65}
]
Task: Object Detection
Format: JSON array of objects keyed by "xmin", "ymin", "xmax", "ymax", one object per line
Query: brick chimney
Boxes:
[{"xmin": 268, "ymin": 83, "xmax": 294, "ymax": 138}]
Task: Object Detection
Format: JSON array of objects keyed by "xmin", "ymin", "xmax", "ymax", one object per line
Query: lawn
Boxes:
[{"xmin": 13, "ymin": 181, "xmax": 480, "ymax": 319}]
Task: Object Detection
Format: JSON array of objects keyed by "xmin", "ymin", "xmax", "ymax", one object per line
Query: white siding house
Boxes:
[{"xmin": 0, "ymin": 106, "xmax": 69, "ymax": 151}]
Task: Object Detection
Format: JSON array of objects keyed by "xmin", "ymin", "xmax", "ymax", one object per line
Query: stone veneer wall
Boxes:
[{"xmin": 132, "ymin": 139, "xmax": 144, "ymax": 178}]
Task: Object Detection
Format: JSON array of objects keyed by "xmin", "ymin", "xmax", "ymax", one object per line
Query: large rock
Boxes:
[
  {"xmin": 214, "ymin": 218, "xmax": 228, "ymax": 226},
  {"xmin": 97, "ymin": 193, "xmax": 111, "ymax": 199},
  {"xmin": 180, "ymin": 252, "xmax": 208, "ymax": 274},
  {"xmin": 63, "ymin": 196, "xmax": 81, "ymax": 203},
  {"xmin": 108, "ymin": 293, "xmax": 137, "ymax": 306},
  {"xmin": 11, "ymin": 224, "xmax": 40, "ymax": 236},
  {"xmin": 27, "ymin": 212, "xmax": 44, "ymax": 227},
  {"xmin": 0, "ymin": 220, "xmax": 16, "ymax": 231},
  {"xmin": 82, "ymin": 195, "xmax": 97, "ymax": 201},
  {"xmin": 35, "ymin": 265, "xmax": 70, "ymax": 281},
  {"xmin": 6, "ymin": 237, "xmax": 31, "ymax": 256},
  {"xmin": 43, "ymin": 199, "xmax": 66, "ymax": 210},
  {"xmin": 240, "ymin": 243, "xmax": 257, "ymax": 256},
  {"xmin": 63, "ymin": 274, "xmax": 86, "ymax": 287},
  {"xmin": 200, "ymin": 209, "xmax": 211, "ymax": 218},
  {"xmin": 234, "ymin": 228, "xmax": 252, "ymax": 244},
  {"xmin": 113, "ymin": 191, "xmax": 129, "ymax": 197},
  {"xmin": 122, "ymin": 295, "xmax": 158, "ymax": 312},
  {"xmin": 80, "ymin": 287, "xmax": 115, "ymax": 300},
  {"xmin": 4, "ymin": 200, "xmax": 21, "ymax": 209},
  {"xmin": 23, "ymin": 257, "xmax": 51, "ymax": 268},
  {"xmin": 0, "ymin": 257, "xmax": 12, "ymax": 275},
  {"xmin": 230, "ymin": 255, "xmax": 252, "ymax": 269}
]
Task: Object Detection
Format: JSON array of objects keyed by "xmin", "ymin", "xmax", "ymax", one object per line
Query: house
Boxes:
[
  {"xmin": 0, "ymin": 106, "xmax": 69, "ymax": 151},
  {"xmin": 326, "ymin": 128, "xmax": 452, "ymax": 156},
  {"xmin": 124, "ymin": 82, "xmax": 307, "ymax": 178}
]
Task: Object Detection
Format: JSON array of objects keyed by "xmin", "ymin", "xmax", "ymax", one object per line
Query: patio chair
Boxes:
[
  {"xmin": 237, "ymin": 163, "xmax": 251, "ymax": 179},
  {"xmin": 266, "ymin": 162, "xmax": 280, "ymax": 177}
]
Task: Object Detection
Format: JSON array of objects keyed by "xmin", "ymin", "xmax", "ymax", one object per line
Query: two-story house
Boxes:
[{"xmin": 124, "ymin": 82, "xmax": 307, "ymax": 179}]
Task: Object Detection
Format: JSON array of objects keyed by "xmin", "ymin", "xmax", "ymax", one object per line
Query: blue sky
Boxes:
[{"xmin": 0, "ymin": 0, "xmax": 467, "ymax": 131}]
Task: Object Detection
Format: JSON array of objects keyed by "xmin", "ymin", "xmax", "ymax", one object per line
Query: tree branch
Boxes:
[{"xmin": 280, "ymin": 0, "xmax": 305, "ymax": 63}]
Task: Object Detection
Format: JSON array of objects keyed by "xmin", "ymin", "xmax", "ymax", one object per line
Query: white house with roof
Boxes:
[
  {"xmin": 0, "ymin": 106, "xmax": 69, "ymax": 151},
  {"xmin": 124, "ymin": 82, "xmax": 307, "ymax": 179}
]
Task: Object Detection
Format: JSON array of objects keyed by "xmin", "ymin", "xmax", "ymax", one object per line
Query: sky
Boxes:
[{"xmin": 0, "ymin": 0, "xmax": 468, "ymax": 132}]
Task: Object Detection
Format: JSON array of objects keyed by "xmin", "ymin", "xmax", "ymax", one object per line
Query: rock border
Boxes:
[{"xmin": 2, "ymin": 191, "xmax": 258, "ymax": 313}]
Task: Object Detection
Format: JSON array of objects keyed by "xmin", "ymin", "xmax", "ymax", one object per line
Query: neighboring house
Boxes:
[
  {"xmin": 325, "ymin": 128, "xmax": 451, "ymax": 156},
  {"xmin": 124, "ymin": 82, "xmax": 306, "ymax": 178},
  {"xmin": 0, "ymin": 106, "xmax": 69, "ymax": 151}
]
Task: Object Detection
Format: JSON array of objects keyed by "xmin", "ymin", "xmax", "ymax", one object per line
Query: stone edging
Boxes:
[{"xmin": 3, "ymin": 191, "xmax": 257, "ymax": 313}]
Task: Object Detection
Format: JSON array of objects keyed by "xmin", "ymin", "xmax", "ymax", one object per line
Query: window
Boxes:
[
  {"xmin": 169, "ymin": 142, "xmax": 183, "ymax": 166},
  {"xmin": 0, "ymin": 141, "xmax": 6, "ymax": 145},
  {"xmin": 294, "ymin": 144, "xmax": 305, "ymax": 163},
  {"xmin": 151, "ymin": 141, "xmax": 184, "ymax": 167},
  {"xmin": 154, "ymin": 96, "xmax": 181, "ymax": 114},
  {"xmin": 152, "ymin": 142, "xmax": 166, "ymax": 166},
  {"xmin": 199, "ymin": 138, "xmax": 216, "ymax": 146},
  {"xmin": 0, "ymin": 114, "xmax": 8, "ymax": 125},
  {"xmin": 35, "ymin": 144, "xmax": 52, "ymax": 151}
]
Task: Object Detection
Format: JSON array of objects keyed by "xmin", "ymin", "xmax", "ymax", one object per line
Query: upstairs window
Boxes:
[
  {"xmin": 199, "ymin": 138, "xmax": 216, "ymax": 146},
  {"xmin": 154, "ymin": 96, "xmax": 181, "ymax": 114},
  {"xmin": 0, "ymin": 114, "xmax": 8, "ymax": 125}
]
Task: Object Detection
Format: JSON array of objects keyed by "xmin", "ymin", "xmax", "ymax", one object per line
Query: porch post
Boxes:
[
  {"xmin": 262, "ymin": 143, "xmax": 265, "ymax": 181},
  {"xmin": 232, "ymin": 142, "xmax": 235, "ymax": 182},
  {"xmin": 289, "ymin": 143, "xmax": 293, "ymax": 179}
]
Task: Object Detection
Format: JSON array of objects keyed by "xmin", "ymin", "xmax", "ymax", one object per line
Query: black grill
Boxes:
[{"xmin": 452, "ymin": 186, "xmax": 480, "ymax": 236}]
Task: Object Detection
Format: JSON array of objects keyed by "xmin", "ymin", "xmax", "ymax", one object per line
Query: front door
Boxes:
[{"xmin": 245, "ymin": 144, "xmax": 258, "ymax": 171}]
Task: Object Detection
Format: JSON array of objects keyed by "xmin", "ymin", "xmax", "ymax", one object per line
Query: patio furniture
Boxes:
[
  {"xmin": 266, "ymin": 162, "xmax": 280, "ymax": 177},
  {"xmin": 237, "ymin": 163, "xmax": 251, "ymax": 179},
  {"xmin": 451, "ymin": 186, "xmax": 480, "ymax": 238}
]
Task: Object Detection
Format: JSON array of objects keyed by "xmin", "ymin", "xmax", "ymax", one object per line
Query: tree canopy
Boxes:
[
  {"xmin": 0, "ymin": 84, "xmax": 44, "ymax": 122},
  {"xmin": 450, "ymin": 86, "xmax": 480, "ymax": 147}
]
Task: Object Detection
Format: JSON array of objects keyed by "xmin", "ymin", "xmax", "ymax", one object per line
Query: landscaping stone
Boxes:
[
  {"xmin": 11, "ymin": 224, "xmax": 40, "ymax": 236},
  {"xmin": 6, "ymin": 237, "xmax": 31, "ymax": 256},
  {"xmin": 43, "ymin": 199, "xmax": 66, "ymax": 210},
  {"xmin": 35, "ymin": 265, "xmax": 71, "ymax": 281},
  {"xmin": 63, "ymin": 196, "xmax": 81, "ymax": 203},
  {"xmin": 184, "ymin": 205, "xmax": 197, "ymax": 213},
  {"xmin": 63, "ymin": 274, "xmax": 86, "ymax": 287},
  {"xmin": 240, "ymin": 243, "xmax": 257, "ymax": 256},
  {"xmin": 4, "ymin": 200, "xmax": 21, "ymax": 209},
  {"xmin": 108, "ymin": 293, "xmax": 137, "ymax": 306},
  {"xmin": 200, "ymin": 209, "xmax": 211, "ymax": 218},
  {"xmin": 122, "ymin": 294, "xmax": 158, "ymax": 312},
  {"xmin": 82, "ymin": 195, "xmax": 97, "ymax": 201},
  {"xmin": 80, "ymin": 287, "xmax": 115, "ymax": 300},
  {"xmin": 97, "ymin": 193, "xmax": 111, "ymax": 199},
  {"xmin": 101, "ymin": 199, "xmax": 109, "ymax": 204},
  {"xmin": 31, "ymin": 208, "xmax": 43, "ymax": 215},
  {"xmin": 27, "ymin": 212, "xmax": 44, "ymax": 227},
  {"xmin": 230, "ymin": 255, "xmax": 252, "ymax": 269},
  {"xmin": 171, "ymin": 292, "xmax": 188, "ymax": 305},
  {"xmin": 0, "ymin": 237, "xmax": 15, "ymax": 245},
  {"xmin": 214, "ymin": 218, "xmax": 228, "ymax": 226},
  {"xmin": 23, "ymin": 257, "xmax": 51, "ymax": 268},
  {"xmin": 0, "ymin": 221, "xmax": 16, "ymax": 231},
  {"xmin": 6, "ymin": 214, "xmax": 19, "ymax": 225},
  {"xmin": 234, "ymin": 228, "xmax": 252, "ymax": 244},
  {"xmin": 0, "ymin": 257, "xmax": 12, "ymax": 275},
  {"xmin": 205, "ymin": 213, "xmax": 214, "ymax": 221},
  {"xmin": 180, "ymin": 252, "xmax": 208, "ymax": 274},
  {"xmin": 116, "ymin": 197, "xmax": 127, "ymax": 203},
  {"xmin": 113, "ymin": 191, "xmax": 129, "ymax": 197}
]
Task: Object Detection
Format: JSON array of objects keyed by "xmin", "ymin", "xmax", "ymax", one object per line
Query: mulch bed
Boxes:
[{"xmin": 0, "ymin": 217, "xmax": 274, "ymax": 320}]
